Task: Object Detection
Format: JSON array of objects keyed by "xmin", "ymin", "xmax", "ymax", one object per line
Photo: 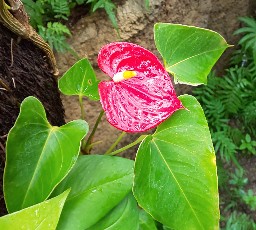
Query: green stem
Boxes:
[
  {"xmin": 86, "ymin": 140, "xmax": 103, "ymax": 150},
  {"xmin": 78, "ymin": 95, "xmax": 86, "ymax": 154},
  {"xmin": 106, "ymin": 135, "xmax": 147, "ymax": 156},
  {"xmin": 83, "ymin": 110, "xmax": 104, "ymax": 154},
  {"xmin": 105, "ymin": 131, "xmax": 126, "ymax": 155},
  {"xmin": 79, "ymin": 95, "xmax": 85, "ymax": 120}
]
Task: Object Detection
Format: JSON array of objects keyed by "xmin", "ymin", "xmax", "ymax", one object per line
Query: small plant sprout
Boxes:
[{"xmin": 239, "ymin": 134, "xmax": 256, "ymax": 155}]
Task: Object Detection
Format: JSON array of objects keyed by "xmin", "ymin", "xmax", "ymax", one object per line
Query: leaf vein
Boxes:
[
  {"xmin": 169, "ymin": 31, "xmax": 197, "ymax": 60},
  {"xmin": 67, "ymin": 173, "xmax": 132, "ymax": 201},
  {"xmin": 151, "ymin": 140, "xmax": 204, "ymax": 229},
  {"xmin": 167, "ymin": 47, "xmax": 225, "ymax": 69},
  {"xmin": 21, "ymin": 129, "xmax": 54, "ymax": 208}
]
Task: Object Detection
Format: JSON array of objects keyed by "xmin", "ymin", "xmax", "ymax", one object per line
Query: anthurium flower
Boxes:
[{"xmin": 98, "ymin": 42, "xmax": 183, "ymax": 133}]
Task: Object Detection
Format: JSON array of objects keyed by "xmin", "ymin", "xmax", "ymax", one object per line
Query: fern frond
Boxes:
[
  {"xmin": 238, "ymin": 33, "xmax": 256, "ymax": 46},
  {"xmin": 193, "ymin": 71, "xmax": 219, "ymax": 101},
  {"xmin": 247, "ymin": 62, "xmax": 256, "ymax": 85},
  {"xmin": 38, "ymin": 22, "xmax": 71, "ymax": 52},
  {"xmin": 217, "ymin": 67, "xmax": 248, "ymax": 114},
  {"xmin": 193, "ymin": 71, "xmax": 230, "ymax": 130},
  {"xmin": 234, "ymin": 17, "xmax": 256, "ymax": 64},
  {"xmin": 239, "ymin": 17, "xmax": 256, "ymax": 30},
  {"xmin": 48, "ymin": 0, "xmax": 70, "ymax": 20},
  {"xmin": 211, "ymin": 128, "xmax": 238, "ymax": 164},
  {"xmin": 22, "ymin": 0, "xmax": 44, "ymax": 28},
  {"xmin": 242, "ymin": 101, "xmax": 256, "ymax": 136},
  {"xmin": 228, "ymin": 127, "xmax": 244, "ymax": 146},
  {"xmin": 204, "ymin": 98, "xmax": 228, "ymax": 129},
  {"xmin": 230, "ymin": 50, "xmax": 248, "ymax": 66},
  {"xmin": 234, "ymin": 27, "xmax": 256, "ymax": 35},
  {"xmin": 91, "ymin": 0, "xmax": 119, "ymax": 31},
  {"xmin": 104, "ymin": 0, "xmax": 118, "ymax": 30},
  {"xmin": 225, "ymin": 211, "xmax": 256, "ymax": 230}
]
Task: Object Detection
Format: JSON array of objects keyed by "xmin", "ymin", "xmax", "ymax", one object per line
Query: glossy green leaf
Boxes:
[
  {"xmin": 133, "ymin": 95, "xmax": 219, "ymax": 229},
  {"xmin": 58, "ymin": 58, "xmax": 100, "ymax": 100},
  {"xmin": 0, "ymin": 190, "xmax": 69, "ymax": 230},
  {"xmin": 87, "ymin": 193, "xmax": 139, "ymax": 230},
  {"xmin": 51, "ymin": 155, "xmax": 134, "ymax": 230},
  {"xmin": 4, "ymin": 96, "xmax": 88, "ymax": 213},
  {"xmin": 154, "ymin": 23, "xmax": 229, "ymax": 85},
  {"xmin": 139, "ymin": 209, "xmax": 157, "ymax": 230}
]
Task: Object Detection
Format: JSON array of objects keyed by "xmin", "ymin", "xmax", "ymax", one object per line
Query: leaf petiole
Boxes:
[
  {"xmin": 83, "ymin": 109, "xmax": 104, "ymax": 154},
  {"xmin": 106, "ymin": 134, "xmax": 147, "ymax": 156},
  {"xmin": 105, "ymin": 131, "xmax": 126, "ymax": 155},
  {"xmin": 78, "ymin": 95, "xmax": 85, "ymax": 120}
]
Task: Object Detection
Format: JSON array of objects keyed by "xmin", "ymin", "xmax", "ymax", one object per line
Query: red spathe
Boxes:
[{"xmin": 98, "ymin": 42, "xmax": 183, "ymax": 133}]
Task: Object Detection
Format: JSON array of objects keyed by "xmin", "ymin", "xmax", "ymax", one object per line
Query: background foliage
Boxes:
[
  {"xmin": 22, "ymin": 0, "xmax": 118, "ymax": 52},
  {"xmin": 192, "ymin": 16, "xmax": 256, "ymax": 228}
]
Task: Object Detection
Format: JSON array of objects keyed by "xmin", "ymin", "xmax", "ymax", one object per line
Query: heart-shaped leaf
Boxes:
[
  {"xmin": 51, "ymin": 155, "xmax": 134, "ymax": 230},
  {"xmin": 87, "ymin": 193, "xmax": 139, "ymax": 230},
  {"xmin": 139, "ymin": 209, "xmax": 157, "ymax": 230},
  {"xmin": 133, "ymin": 95, "xmax": 219, "ymax": 229},
  {"xmin": 4, "ymin": 96, "xmax": 88, "ymax": 213},
  {"xmin": 58, "ymin": 58, "xmax": 100, "ymax": 100},
  {"xmin": 0, "ymin": 190, "xmax": 69, "ymax": 230},
  {"xmin": 154, "ymin": 23, "xmax": 229, "ymax": 85}
]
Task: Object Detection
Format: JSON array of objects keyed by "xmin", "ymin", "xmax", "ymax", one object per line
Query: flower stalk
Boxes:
[
  {"xmin": 106, "ymin": 134, "xmax": 147, "ymax": 156},
  {"xmin": 105, "ymin": 131, "xmax": 126, "ymax": 155}
]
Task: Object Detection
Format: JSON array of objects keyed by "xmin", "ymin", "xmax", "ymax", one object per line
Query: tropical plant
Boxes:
[
  {"xmin": 234, "ymin": 17, "xmax": 256, "ymax": 64},
  {"xmin": 224, "ymin": 211, "xmax": 256, "ymax": 230},
  {"xmin": 239, "ymin": 134, "xmax": 256, "ymax": 155},
  {"xmin": 38, "ymin": 22, "xmax": 72, "ymax": 52},
  {"xmin": 87, "ymin": 0, "xmax": 118, "ymax": 31},
  {"xmin": 193, "ymin": 16, "xmax": 256, "ymax": 228},
  {"xmin": 241, "ymin": 189, "xmax": 256, "ymax": 211},
  {"xmin": 220, "ymin": 169, "xmax": 256, "ymax": 223},
  {"xmin": 22, "ymin": 0, "xmax": 73, "ymax": 52},
  {"xmin": 0, "ymin": 23, "xmax": 229, "ymax": 229},
  {"xmin": 22, "ymin": 0, "xmax": 119, "ymax": 52},
  {"xmin": 193, "ymin": 58, "xmax": 256, "ymax": 164}
]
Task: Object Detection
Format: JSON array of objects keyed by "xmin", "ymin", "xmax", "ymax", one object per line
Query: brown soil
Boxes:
[{"xmin": 0, "ymin": 24, "xmax": 65, "ymax": 216}]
